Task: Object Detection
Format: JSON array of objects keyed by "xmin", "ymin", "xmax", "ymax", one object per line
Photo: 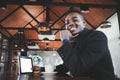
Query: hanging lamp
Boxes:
[{"xmin": 100, "ymin": 21, "xmax": 111, "ymax": 28}]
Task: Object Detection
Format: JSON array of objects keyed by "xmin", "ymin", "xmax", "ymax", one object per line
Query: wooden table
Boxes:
[{"xmin": 0, "ymin": 73, "xmax": 94, "ymax": 80}]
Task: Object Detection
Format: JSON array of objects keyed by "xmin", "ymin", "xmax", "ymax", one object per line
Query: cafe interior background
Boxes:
[{"xmin": 0, "ymin": 0, "xmax": 120, "ymax": 78}]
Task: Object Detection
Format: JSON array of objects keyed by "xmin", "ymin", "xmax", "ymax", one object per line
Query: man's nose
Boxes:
[
  {"xmin": 68, "ymin": 20, "xmax": 74, "ymax": 26},
  {"xmin": 67, "ymin": 24, "xmax": 74, "ymax": 30}
]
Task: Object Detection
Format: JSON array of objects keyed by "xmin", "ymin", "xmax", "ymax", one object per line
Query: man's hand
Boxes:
[{"xmin": 60, "ymin": 30, "xmax": 72, "ymax": 41}]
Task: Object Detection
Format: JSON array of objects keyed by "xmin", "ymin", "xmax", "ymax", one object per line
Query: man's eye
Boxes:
[
  {"xmin": 65, "ymin": 21, "xmax": 69, "ymax": 25},
  {"xmin": 73, "ymin": 19, "xmax": 78, "ymax": 22}
]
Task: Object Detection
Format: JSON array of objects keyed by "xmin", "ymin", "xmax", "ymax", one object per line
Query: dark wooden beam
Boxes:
[
  {"xmin": 49, "ymin": 9, "xmax": 70, "ymax": 28},
  {"xmin": 27, "ymin": 39, "xmax": 61, "ymax": 41},
  {"xmin": 21, "ymin": 6, "xmax": 39, "ymax": 24},
  {"xmin": 62, "ymin": 0, "xmax": 68, "ymax": 3},
  {"xmin": 50, "ymin": 8, "xmax": 64, "ymax": 23},
  {"xmin": 0, "ymin": 6, "xmax": 21, "ymax": 23},
  {"xmin": 23, "ymin": 9, "xmax": 46, "ymax": 27},
  {"xmin": 11, "ymin": 38, "xmax": 61, "ymax": 41},
  {"xmin": 0, "ymin": 26, "xmax": 64, "ymax": 30},
  {"xmin": 54, "ymin": 24, "xmax": 65, "ymax": 35},
  {"xmin": 29, "ymin": 23, "xmax": 39, "ymax": 33},
  {"xmin": 45, "ymin": 0, "xmax": 51, "ymax": 23},
  {"xmin": 1, "ymin": 1, "xmax": 119, "ymax": 9},
  {"xmin": 85, "ymin": 18, "xmax": 95, "ymax": 29},
  {"xmin": 0, "ymin": 24, "xmax": 13, "ymax": 37}
]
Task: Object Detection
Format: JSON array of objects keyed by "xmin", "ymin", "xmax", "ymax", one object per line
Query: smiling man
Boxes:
[{"xmin": 57, "ymin": 9, "xmax": 115, "ymax": 80}]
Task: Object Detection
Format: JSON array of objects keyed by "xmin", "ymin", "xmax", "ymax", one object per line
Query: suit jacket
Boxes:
[{"xmin": 57, "ymin": 28, "xmax": 115, "ymax": 80}]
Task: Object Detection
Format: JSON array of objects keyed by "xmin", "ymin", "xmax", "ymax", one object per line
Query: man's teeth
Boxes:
[{"xmin": 70, "ymin": 28, "xmax": 76, "ymax": 30}]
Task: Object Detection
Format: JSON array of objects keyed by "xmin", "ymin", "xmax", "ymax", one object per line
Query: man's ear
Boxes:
[
  {"xmin": 65, "ymin": 26, "xmax": 67, "ymax": 30},
  {"xmin": 83, "ymin": 21, "xmax": 87, "ymax": 25}
]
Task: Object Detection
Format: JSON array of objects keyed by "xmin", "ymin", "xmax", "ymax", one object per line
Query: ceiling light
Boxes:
[
  {"xmin": 27, "ymin": 43, "xmax": 40, "ymax": 49},
  {"xmin": 14, "ymin": 44, "xmax": 18, "ymax": 47},
  {"xmin": 0, "ymin": 4, "xmax": 7, "ymax": 10},
  {"xmin": 37, "ymin": 22, "xmax": 50, "ymax": 32},
  {"xmin": 21, "ymin": 48, "xmax": 25, "ymax": 52},
  {"xmin": 80, "ymin": 7, "xmax": 89, "ymax": 13},
  {"xmin": 38, "ymin": 34, "xmax": 55, "ymax": 40},
  {"xmin": 100, "ymin": 21, "xmax": 111, "ymax": 28}
]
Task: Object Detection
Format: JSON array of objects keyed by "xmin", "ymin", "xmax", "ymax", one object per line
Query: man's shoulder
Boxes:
[
  {"xmin": 89, "ymin": 29, "xmax": 106, "ymax": 36},
  {"xmin": 87, "ymin": 29, "xmax": 107, "ymax": 40}
]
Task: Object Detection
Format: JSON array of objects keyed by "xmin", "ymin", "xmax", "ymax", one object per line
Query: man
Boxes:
[{"xmin": 57, "ymin": 9, "xmax": 115, "ymax": 80}]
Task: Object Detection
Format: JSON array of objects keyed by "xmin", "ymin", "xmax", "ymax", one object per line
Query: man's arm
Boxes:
[{"xmin": 59, "ymin": 31, "xmax": 108, "ymax": 76}]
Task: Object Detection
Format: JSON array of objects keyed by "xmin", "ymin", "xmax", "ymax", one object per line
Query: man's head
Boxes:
[{"xmin": 65, "ymin": 9, "xmax": 86, "ymax": 36}]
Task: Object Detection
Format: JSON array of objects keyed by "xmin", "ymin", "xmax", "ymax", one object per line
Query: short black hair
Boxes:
[
  {"xmin": 65, "ymin": 8, "xmax": 85, "ymax": 21},
  {"xmin": 65, "ymin": 8, "xmax": 83, "ymax": 16}
]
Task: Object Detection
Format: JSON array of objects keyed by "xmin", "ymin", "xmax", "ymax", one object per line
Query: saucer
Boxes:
[{"xmin": 41, "ymin": 72, "xmax": 57, "ymax": 76}]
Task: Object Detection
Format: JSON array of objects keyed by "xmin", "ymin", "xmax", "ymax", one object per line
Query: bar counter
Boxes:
[{"xmin": 0, "ymin": 73, "xmax": 94, "ymax": 80}]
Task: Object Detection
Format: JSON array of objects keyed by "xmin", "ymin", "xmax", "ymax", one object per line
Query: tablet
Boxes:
[{"xmin": 19, "ymin": 56, "xmax": 33, "ymax": 74}]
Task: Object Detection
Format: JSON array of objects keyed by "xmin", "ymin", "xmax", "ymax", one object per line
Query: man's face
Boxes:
[{"xmin": 65, "ymin": 12, "xmax": 86, "ymax": 36}]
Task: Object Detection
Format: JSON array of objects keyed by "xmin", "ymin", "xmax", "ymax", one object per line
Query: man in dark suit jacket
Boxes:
[{"xmin": 57, "ymin": 9, "xmax": 115, "ymax": 80}]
